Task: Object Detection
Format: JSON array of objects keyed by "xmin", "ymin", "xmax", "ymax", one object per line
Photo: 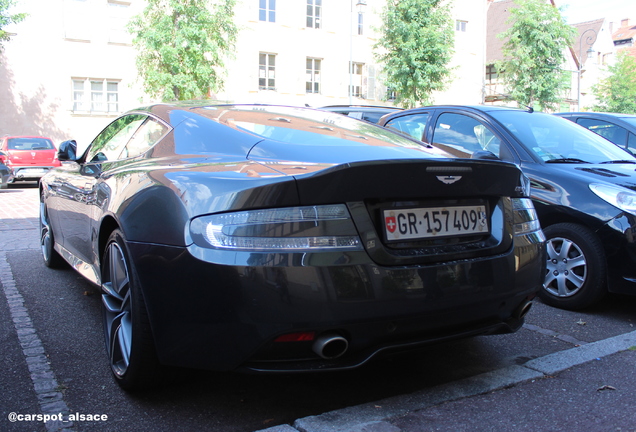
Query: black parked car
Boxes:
[
  {"xmin": 378, "ymin": 105, "xmax": 636, "ymax": 311},
  {"xmin": 555, "ymin": 112, "xmax": 636, "ymax": 153},
  {"xmin": 0, "ymin": 154, "xmax": 12, "ymax": 189},
  {"xmin": 40, "ymin": 103, "xmax": 544, "ymax": 390},
  {"xmin": 319, "ymin": 105, "xmax": 402, "ymax": 124}
]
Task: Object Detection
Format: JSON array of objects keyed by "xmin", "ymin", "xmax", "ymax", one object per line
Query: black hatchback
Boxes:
[{"xmin": 379, "ymin": 105, "xmax": 636, "ymax": 310}]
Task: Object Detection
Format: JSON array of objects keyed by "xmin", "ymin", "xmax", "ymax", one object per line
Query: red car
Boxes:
[{"xmin": 0, "ymin": 135, "xmax": 61, "ymax": 183}]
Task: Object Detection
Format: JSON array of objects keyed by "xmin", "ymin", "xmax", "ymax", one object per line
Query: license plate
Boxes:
[
  {"xmin": 384, "ymin": 205, "xmax": 488, "ymax": 241},
  {"xmin": 20, "ymin": 168, "xmax": 47, "ymax": 175}
]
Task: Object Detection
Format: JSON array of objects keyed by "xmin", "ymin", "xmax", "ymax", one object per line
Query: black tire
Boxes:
[
  {"xmin": 101, "ymin": 229, "xmax": 160, "ymax": 391},
  {"xmin": 540, "ymin": 222, "xmax": 606, "ymax": 310},
  {"xmin": 39, "ymin": 197, "xmax": 66, "ymax": 268}
]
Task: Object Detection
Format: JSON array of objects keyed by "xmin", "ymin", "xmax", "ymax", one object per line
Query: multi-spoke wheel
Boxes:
[
  {"xmin": 101, "ymin": 229, "xmax": 159, "ymax": 390},
  {"xmin": 39, "ymin": 195, "xmax": 65, "ymax": 268},
  {"xmin": 540, "ymin": 223, "xmax": 606, "ymax": 310}
]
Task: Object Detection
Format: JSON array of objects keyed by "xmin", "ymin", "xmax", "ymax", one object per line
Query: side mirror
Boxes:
[
  {"xmin": 471, "ymin": 150, "xmax": 500, "ymax": 161},
  {"xmin": 58, "ymin": 140, "xmax": 78, "ymax": 162}
]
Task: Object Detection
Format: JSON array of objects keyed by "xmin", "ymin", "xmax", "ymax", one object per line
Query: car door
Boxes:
[{"xmin": 49, "ymin": 114, "xmax": 148, "ymax": 264}]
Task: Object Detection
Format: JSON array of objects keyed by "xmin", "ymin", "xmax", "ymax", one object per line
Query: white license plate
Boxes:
[
  {"xmin": 384, "ymin": 205, "xmax": 488, "ymax": 241},
  {"xmin": 20, "ymin": 169, "xmax": 47, "ymax": 175}
]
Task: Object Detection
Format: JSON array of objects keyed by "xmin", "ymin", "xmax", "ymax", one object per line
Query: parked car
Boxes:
[
  {"xmin": 555, "ymin": 112, "xmax": 636, "ymax": 153},
  {"xmin": 318, "ymin": 105, "xmax": 403, "ymax": 124},
  {"xmin": 0, "ymin": 155, "xmax": 12, "ymax": 189},
  {"xmin": 39, "ymin": 103, "xmax": 544, "ymax": 390},
  {"xmin": 0, "ymin": 135, "xmax": 61, "ymax": 183},
  {"xmin": 378, "ymin": 105, "xmax": 636, "ymax": 311}
]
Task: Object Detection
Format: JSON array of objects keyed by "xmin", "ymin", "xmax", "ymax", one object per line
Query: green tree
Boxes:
[
  {"xmin": 129, "ymin": 0, "xmax": 238, "ymax": 101},
  {"xmin": 592, "ymin": 51, "xmax": 636, "ymax": 114},
  {"xmin": 0, "ymin": 0, "xmax": 26, "ymax": 48},
  {"xmin": 375, "ymin": 0, "xmax": 454, "ymax": 108},
  {"xmin": 497, "ymin": 0, "xmax": 575, "ymax": 111}
]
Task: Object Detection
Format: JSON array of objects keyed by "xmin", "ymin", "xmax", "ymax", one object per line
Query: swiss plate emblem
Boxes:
[{"xmin": 385, "ymin": 216, "xmax": 397, "ymax": 233}]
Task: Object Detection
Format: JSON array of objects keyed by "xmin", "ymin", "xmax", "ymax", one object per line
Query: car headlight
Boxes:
[
  {"xmin": 190, "ymin": 204, "xmax": 363, "ymax": 252},
  {"xmin": 512, "ymin": 198, "xmax": 541, "ymax": 235},
  {"xmin": 590, "ymin": 183, "xmax": 636, "ymax": 216}
]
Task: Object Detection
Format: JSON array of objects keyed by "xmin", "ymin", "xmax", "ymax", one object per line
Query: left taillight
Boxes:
[{"xmin": 190, "ymin": 204, "xmax": 363, "ymax": 252}]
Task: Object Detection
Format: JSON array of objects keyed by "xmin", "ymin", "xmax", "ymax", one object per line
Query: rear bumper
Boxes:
[
  {"xmin": 127, "ymin": 229, "xmax": 545, "ymax": 372},
  {"xmin": 11, "ymin": 166, "xmax": 56, "ymax": 181}
]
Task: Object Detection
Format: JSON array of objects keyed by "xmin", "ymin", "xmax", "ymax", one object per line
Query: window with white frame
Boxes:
[
  {"xmin": 259, "ymin": 0, "xmax": 275, "ymax": 22},
  {"xmin": 307, "ymin": 0, "xmax": 321, "ymax": 29},
  {"xmin": 306, "ymin": 58, "xmax": 321, "ymax": 94},
  {"xmin": 349, "ymin": 62, "xmax": 364, "ymax": 98},
  {"xmin": 73, "ymin": 78, "xmax": 120, "ymax": 113},
  {"xmin": 63, "ymin": 0, "xmax": 91, "ymax": 41},
  {"xmin": 358, "ymin": 12, "xmax": 364, "ymax": 35},
  {"xmin": 259, "ymin": 54, "xmax": 276, "ymax": 90},
  {"xmin": 455, "ymin": 20, "xmax": 467, "ymax": 32},
  {"xmin": 108, "ymin": 1, "xmax": 132, "ymax": 44}
]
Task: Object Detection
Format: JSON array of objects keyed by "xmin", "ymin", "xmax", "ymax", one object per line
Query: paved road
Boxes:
[{"xmin": 1, "ymin": 184, "xmax": 636, "ymax": 432}]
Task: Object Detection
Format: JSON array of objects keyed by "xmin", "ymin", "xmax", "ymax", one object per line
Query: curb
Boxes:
[{"xmin": 256, "ymin": 330, "xmax": 636, "ymax": 432}]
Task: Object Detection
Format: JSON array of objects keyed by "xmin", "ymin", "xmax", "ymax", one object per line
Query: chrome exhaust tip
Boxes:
[{"xmin": 312, "ymin": 333, "xmax": 349, "ymax": 359}]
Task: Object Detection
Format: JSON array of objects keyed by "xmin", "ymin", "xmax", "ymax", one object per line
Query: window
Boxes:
[
  {"xmin": 119, "ymin": 119, "xmax": 169, "ymax": 159},
  {"xmin": 433, "ymin": 113, "xmax": 502, "ymax": 158},
  {"xmin": 307, "ymin": 0, "xmax": 321, "ymax": 29},
  {"xmin": 259, "ymin": 53, "xmax": 276, "ymax": 90},
  {"xmin": 455, "ymin": 20, "xmax": 467, "ymax": 32},
  {"xmin": 386, "ymin": 88, "xmax": 397, "ymax": 101},
  {"xmin": 73, "ymin": 79, "xmax": 120, "ymax": 113},
  {"xmin": 259, "ymin": 0, "xmax": 275, "ymax": 22},
  {"xmin": 385, "ymin": 113, "xmax": 430, "ymax": 141},
  {"xmin": 306, "ymin": 58, "xmax": 321, "ymax": 94},
  {"xmin": 108, "ymin": 1, "xmax": 132, "ymax": 44},
  {"xmin": 63, "ymin": 0, "xmax": 91, "ymax": 41},
  {"xmin": 486, "ymin": 64, "xmax": 498, "ymax": 82},
  {"xmin": 577, "ymin": 118, "xmax": 627, "ymax": 147},
  {"xmin": 349, "ymin": 62, "xmax": 364, "ymax": 98},
  {"xmin": 358, "ymin": 12, "xmax": 364, "ymax": 35},
  {"xmin": 87, "ymin": 115, "xmax": 146, "ymax": 162}
]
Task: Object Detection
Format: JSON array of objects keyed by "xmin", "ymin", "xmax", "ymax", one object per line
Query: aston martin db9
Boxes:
[{"xmin": 39, "ymin": 103, "xmax": 545, "ymax": 390}]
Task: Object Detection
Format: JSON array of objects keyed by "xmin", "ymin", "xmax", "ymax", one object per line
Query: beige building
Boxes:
[{"xmin": 8, "ymin": 0, "xmax": 605, "ymax": 147}]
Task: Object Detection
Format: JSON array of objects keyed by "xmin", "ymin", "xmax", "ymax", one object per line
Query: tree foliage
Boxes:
[
  {"xmin": 592, "ymin": 52, "xmax": 636, "ymax": 114},
  {"xmin": 375, "ymin": 0, "xmax": 454, "ymax": 108},
  {"xmin": 497, "ymin": 0, "xmax": 575, "ymax": 111},
  {"xmin": 129, "ymin": 0, "xmax": 238, "ymax": 101},
  {"xmin": 0, "ymin": 0, "xmax": 26, "ymax": 48}
]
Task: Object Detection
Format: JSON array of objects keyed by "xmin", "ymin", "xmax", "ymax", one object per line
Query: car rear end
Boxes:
[
  {"xmin": 132, "ymin": 157, "xmax": 545, "ymax": 372},
  {"xmin": 2, "ymin": 136, "xmax": 61, "ymax": 183}
]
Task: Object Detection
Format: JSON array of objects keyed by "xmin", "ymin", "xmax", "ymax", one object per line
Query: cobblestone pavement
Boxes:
[{"xmin": 0, "ymin": 185, "xmax": 41, "ymax": 251}]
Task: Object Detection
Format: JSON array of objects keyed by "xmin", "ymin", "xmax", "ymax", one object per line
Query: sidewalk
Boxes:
[
  {"xmin": 0, "ymin": 186, "xmax": 40, "ymax": 251},
  {"xmin": 262, "ymin": 332, "xmax": 636, "ymax": 432}
]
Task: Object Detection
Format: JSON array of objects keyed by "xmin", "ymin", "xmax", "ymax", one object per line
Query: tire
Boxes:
[
  {"xmin": 39, "ymin": 197, "xmax": 66, "ymax": 268},
  {"xmin": 540, "ymin": 223, "xmax": 606, "ymax": 310},
  {"xmin": 101, "ymin": 229, "xmax": 160, "ymax": 390}
]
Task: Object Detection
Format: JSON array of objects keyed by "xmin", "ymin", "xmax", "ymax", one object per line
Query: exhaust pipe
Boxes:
[
  {"xmin": 514, "ymin": 300, "xmax": 533, "ymax": 320},
  {"xmin": 312, "ymin": 333, "xmax": 349, "ymax": 359}
]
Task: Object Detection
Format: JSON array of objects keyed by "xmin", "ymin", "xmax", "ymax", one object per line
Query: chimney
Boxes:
[{"xmin": 621, "ymin": 18, "xmax": 630, "ymax": 27}]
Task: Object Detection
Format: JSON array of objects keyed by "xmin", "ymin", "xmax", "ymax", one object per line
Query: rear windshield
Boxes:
[{"xmin": 7, "ymin": 138, "xmax": 55, "ymax": 150}]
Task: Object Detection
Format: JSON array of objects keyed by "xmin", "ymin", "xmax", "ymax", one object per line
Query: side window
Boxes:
[
  {"xmin": 628, "ymin": 133, "xmax": 636, "ymax": 153},
  {"xmin": 577, "ymin": 118, "xmax": 627, "ymax": 147},
  {"xmin": 432, "ymin": 113, "xmax": 502, "ymax": 158},
  {"xmin": 120, "ymin": 119, "xmax": 169, "ymax": 159},
  {"xmin": 384, "ymin": 113, "xmax": 430, "ymax": 140},
  {"xmin": 86, "ymin": 114, "xmax": 146, "ymax": 162}
]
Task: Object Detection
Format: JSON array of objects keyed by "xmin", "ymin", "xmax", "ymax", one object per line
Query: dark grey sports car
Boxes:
[{"xmin": 39, "ymin": 103, "xmax": 545, "ymax": 390}]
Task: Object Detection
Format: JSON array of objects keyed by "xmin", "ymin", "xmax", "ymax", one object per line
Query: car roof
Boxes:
[{"xmin": 555, "ymin": 112, "xmax": 636, "ymax": 119}]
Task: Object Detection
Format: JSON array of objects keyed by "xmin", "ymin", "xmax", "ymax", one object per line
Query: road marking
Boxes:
[{"xmin": 0, "ymin": 251, "xmax": 74, "ymax": 432}]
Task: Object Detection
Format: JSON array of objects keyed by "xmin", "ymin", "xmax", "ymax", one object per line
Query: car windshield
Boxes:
[
  {"xmin": 490, "ymin": 111, "xmax": 635, "ymax": 163},
  {"xmin": 7, "ymin": 137, "xmax": 55, "ymax": 150}
]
